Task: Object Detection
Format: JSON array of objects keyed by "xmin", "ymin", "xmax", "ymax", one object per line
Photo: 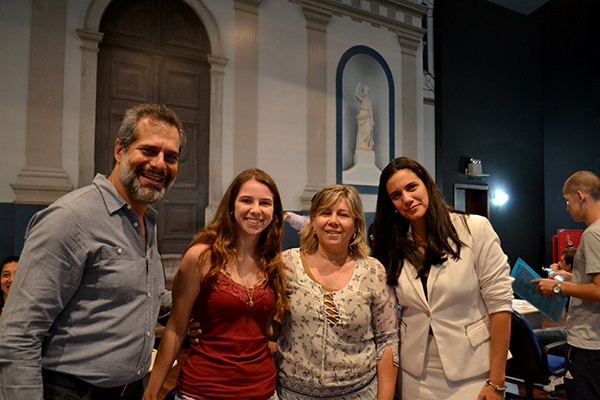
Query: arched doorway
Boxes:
[{"xmin": 95, "ymin": 0, "xmax": 211, "ymax": 253}]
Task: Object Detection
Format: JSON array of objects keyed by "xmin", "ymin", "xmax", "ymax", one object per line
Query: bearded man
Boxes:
[{"xmin": 0, "ymin": 103, "xmax": 185, "ymax": 400}]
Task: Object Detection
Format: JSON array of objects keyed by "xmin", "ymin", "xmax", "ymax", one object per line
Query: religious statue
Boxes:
[{"xmin": 355, "ymin": 82, "xmax": 375, "ymax": 151}]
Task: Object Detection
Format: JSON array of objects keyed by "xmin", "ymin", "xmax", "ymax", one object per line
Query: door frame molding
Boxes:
[{"xmin": 77, "ymin": 0, "xmax": 227, "ymax": 223}]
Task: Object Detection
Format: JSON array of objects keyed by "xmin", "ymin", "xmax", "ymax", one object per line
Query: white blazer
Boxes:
[{"xmin": 395, "ymin": 213, "xmax": 514, "ymax": 381}]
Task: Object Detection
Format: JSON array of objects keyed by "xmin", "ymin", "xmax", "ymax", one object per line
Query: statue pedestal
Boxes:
[{"xmin": 343, "ymin": 150, "xmax": 380, "ymax": 186}]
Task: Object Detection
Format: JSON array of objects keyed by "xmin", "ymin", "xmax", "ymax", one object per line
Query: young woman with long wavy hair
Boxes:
[{"xmin": 145, "ymin": 168, "xmax": 288, "ymax": 400}]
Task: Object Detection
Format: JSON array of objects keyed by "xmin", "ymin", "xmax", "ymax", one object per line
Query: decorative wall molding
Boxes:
[
  {"xmin": 290, "ymin": 0, "xmax": 427, "ymax": 37},
  {"xmin": 11, "ymin": 168, "xmax": 73, "ymax": 205},
  {"xmin": 233, "ymin": 0, "xmax": 263, "ymax": 13}
]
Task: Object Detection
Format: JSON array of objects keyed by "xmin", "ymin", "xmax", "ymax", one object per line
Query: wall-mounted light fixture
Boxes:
[
  {"xmin": 492, "ymin": 189, "xmax": 509, "ymax": 206},
  {"xmin": 464, "ymin": 157, "xmax": 489, "ymax": 178}
]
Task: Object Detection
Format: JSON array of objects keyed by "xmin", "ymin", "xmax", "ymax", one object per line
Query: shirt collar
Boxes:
[{"xmin": 92, "ymin": 173, "xmax": 158, "ymax": 221}]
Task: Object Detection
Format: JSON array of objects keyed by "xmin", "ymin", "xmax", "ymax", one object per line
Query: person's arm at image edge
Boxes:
[
  {"xmin": 144, "ymin": 245, "xmax": 206, "ymax": 400},
  {"xmin": 481, "ymin": 310, "xmax": 511, "ymax": 399},
  {"xmin": 371, "ymin": 259, "xmax": 399, "ymax": 400},
  {"xmin": 377, "ymin": 346, "xmax": 397, "ymax": 400},
  {"xmin": 536, "ymin": 272, "xmax": 600, "ymax": 301},
  {"xmin": 472, "ymin": 216, "xmax": 513, "ymax": 399},
  {"xmin": 0, "ymin": 207, "xmax": 84, "ymax": 399}
]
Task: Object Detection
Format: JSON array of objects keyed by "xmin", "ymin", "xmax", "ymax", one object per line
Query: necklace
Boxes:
[
  {"xmin": 246, "ymin": 285, "xmax": 255, "ymax": 307},
  {"xmin": 228, "ymin": 262, "xmax": 261, "ymax": 308}
]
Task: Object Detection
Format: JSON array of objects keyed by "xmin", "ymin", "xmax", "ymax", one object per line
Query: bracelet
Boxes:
[{"xmin": 485, "ymin": 379, "xmax": 507, "ymax": 393}]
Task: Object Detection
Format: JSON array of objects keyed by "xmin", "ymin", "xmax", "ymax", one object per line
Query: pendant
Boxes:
[{"xmin": 247, "ymin": 286, "xmax": 255, "ymax": 308}]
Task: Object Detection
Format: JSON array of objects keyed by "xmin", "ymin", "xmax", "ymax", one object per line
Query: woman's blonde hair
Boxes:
[{"xmin": 300, "ymin": 184, "xmax": 370, "ymax": 259}]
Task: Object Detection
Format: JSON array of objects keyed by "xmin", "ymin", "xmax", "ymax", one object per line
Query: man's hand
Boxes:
[
  {"xmin": 549, "ymin": 262, "xmax": 560, "ymax": 272},
  {"xmin": 531, "ymin": 278, "xmax": 556, "ymax": 298},
  {"xmin": 188, "ymin": 319, "xmax": 201, "ymax": 345},
  {"xmin": 554, "ymin": 270, "xmax": 572, "ymax": 282}
]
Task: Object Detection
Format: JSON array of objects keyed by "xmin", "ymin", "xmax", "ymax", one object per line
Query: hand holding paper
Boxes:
[
  {"xmin": 530, "ymin": 277, "xmax": 558, "ymax": 298},
  {"xmin": 510, "ymin": 257, "xmax": 568, "ymax": 323}
]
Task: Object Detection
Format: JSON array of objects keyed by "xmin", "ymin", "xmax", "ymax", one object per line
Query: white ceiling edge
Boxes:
[{"xmin": 485, "ymin": 0, "xmax": 551, "ymax": 15}]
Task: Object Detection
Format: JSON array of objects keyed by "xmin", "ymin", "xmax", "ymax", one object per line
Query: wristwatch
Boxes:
[{"xmin": 552, "ymin": 282, "xmax": 562, "ymax": 295}]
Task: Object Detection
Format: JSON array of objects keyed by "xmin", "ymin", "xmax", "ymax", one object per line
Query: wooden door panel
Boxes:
[
  {"xmin": 161, "ymin": 58, "xmax": 203, "ymax": 109},
  {"xmin": 101, "ymin": 1, "xmax": 155, "ymax": 44},
  {"xmin": 160, "ymin": 0, "xmax": 209, "ymax": 52},
  {"xmin": 96, "ymin": 47, "xmax": 154, "ymax": 175},
  {"xmin": 110, "ymin": 50, "xmax": 152, "ymax": 102},
  {"xmin": 159, "ymin": 200, "xmax": 198, "ymax": 249}
]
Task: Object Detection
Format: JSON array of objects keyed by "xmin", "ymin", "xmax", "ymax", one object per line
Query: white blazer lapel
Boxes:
[
  {"xmin": 426, "ymin": 263, "xmax": 443, "ymax": 301},
  {"xmin": 403, "ymin": 263, "xmax": 429, "ymax": 310}
]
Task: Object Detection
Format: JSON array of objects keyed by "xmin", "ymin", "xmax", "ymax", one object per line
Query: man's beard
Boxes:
[{"xmin": 118, "ymin": 156, "xmax": 175, "ymax": 204}]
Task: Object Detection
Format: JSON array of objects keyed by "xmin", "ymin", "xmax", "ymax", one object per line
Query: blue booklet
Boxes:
[{"xmin": 510, "ymin": 257, "xmax": 568, "ymax": 323}]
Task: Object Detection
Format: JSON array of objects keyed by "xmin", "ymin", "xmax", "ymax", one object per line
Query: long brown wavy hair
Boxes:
[{"xmin": 186, "ymin": 168, "xmax": 288, "ymax": 320}]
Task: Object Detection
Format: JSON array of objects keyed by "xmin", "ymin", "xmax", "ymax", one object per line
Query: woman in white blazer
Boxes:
[{"xmin": 371, "ymin": 157, "xmax": 514, "ymax": 400}]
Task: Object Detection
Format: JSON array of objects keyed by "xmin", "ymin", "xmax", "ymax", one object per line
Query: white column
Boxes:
[
  {"xmin": 11, "ymin": 0, "xmax": 72, "ymax": 204},
  {"xmin": 397, "ymin": 30, "xmax": 424, "ymax": 160},
  {"xmin": 76, "ymin": 28, "xmax": 103, "ymax": 187},
  {"xmin": 300, "ymin": 6, "xmax": 332, "ymax": 210},
  {"xmin": 233, "ymin": 0, "xmax": 262, "ymax": 173},
  {"xmin": 205, "ymin": 54, "xmax": 228, "ymax": 223}
]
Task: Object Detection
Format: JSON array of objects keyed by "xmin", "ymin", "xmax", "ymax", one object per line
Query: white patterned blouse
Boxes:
[{"xmin": 275, "ymin": 248, "xmax": 399, "ymax": 398}]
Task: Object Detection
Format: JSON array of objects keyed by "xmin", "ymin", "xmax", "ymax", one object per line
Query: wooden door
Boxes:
[{"xmin": 95, "ymin": 0, "xmax": 210, "ymax": 253}]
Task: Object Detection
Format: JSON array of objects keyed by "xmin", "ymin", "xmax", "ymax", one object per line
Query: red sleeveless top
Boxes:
[{"xmin": 176, "ymin": 272, "xmax": 276, "ymax": 399}]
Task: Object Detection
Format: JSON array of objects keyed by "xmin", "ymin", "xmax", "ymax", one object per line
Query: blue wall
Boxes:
[
  {"xmin": 436, "ymin": 0, "xmax": 599, "ymax": 269},
  {"xmin": 0, "ymin": 203, "xmax": 45, "ymax": 259},
  {"xmin": 540, "ymin": 0, "xmax": 600, "ymax": 254}
]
